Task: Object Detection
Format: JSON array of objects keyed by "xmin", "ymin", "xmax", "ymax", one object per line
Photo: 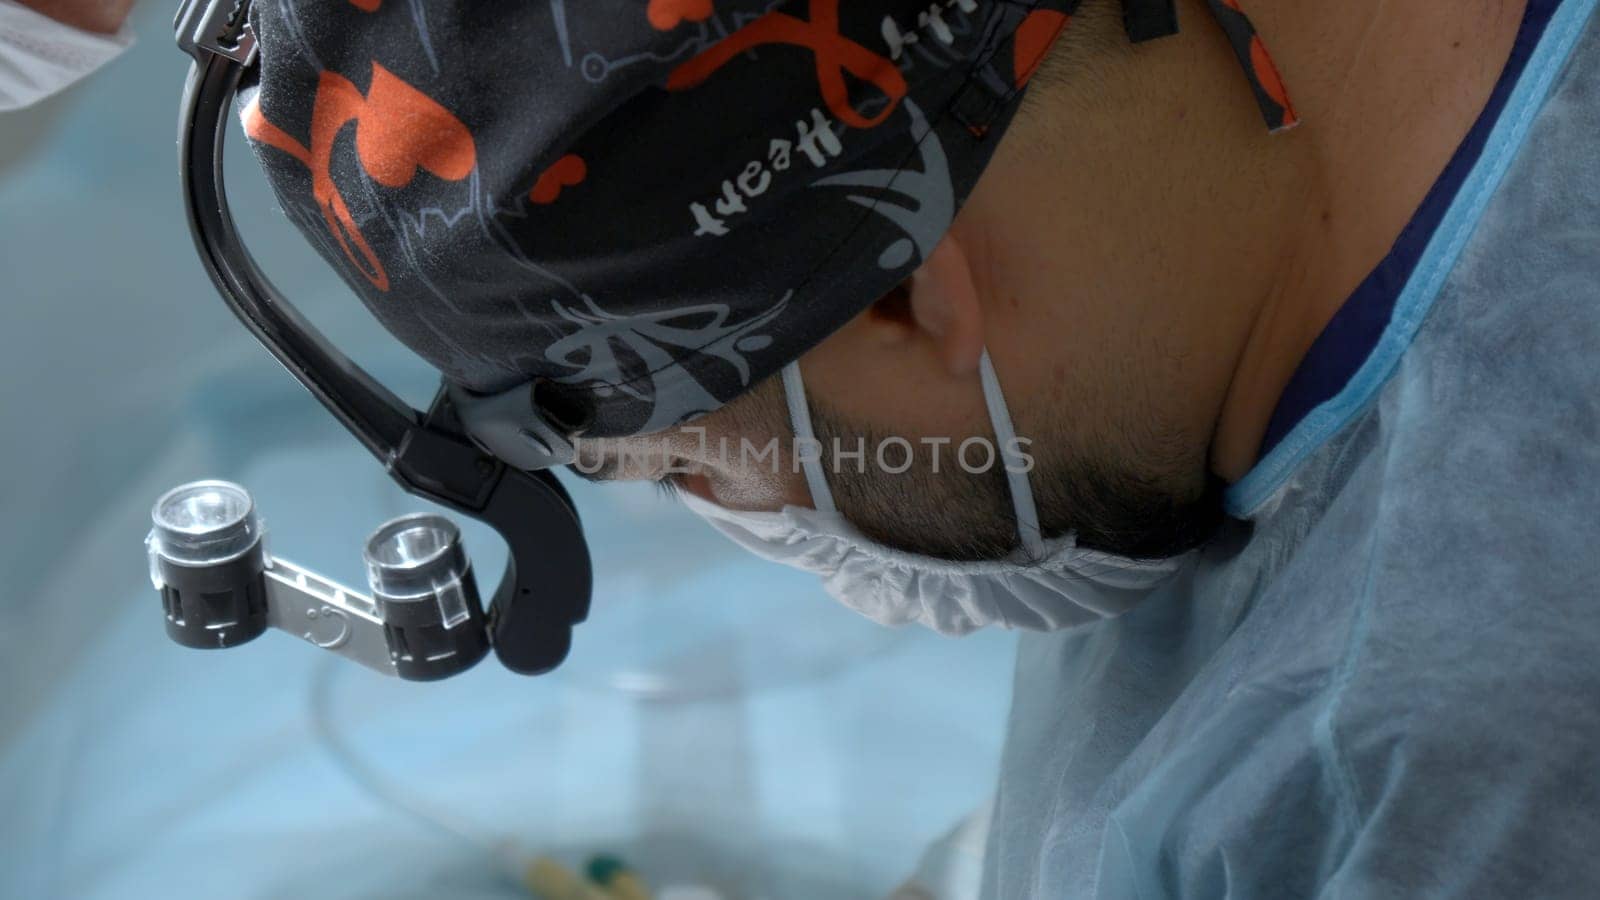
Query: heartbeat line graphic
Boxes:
[{"xmin": 551, "ymin": 0, "xmax": 787, "ymax": 84}]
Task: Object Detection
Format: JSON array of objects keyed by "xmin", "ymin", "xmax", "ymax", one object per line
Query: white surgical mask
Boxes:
[
  {"xmin": 0, "ymin": 1, "xmax": 133, "ymax": 112},
  {"xmin": 681, "ymin": 351, "xmax": 1186, "ymax": 636}
]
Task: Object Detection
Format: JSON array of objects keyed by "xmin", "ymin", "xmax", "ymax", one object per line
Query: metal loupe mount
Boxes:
[{"xmin": 148, "ymin": 481, "xmax": 494, "ymax": 680}]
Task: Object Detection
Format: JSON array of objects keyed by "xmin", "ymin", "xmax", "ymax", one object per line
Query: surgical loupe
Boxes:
[
  {"xmin": 150, "ymin": 0, "xmax": 595, "ymax": 679},
  {"xmin": 148, "ymin": 481, "xmax": 493, "ymax": 679}
]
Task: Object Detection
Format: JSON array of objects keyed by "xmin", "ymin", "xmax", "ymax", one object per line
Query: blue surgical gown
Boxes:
[{"xmin": 982, "ymin": 2, "xmax": 1600, "ymax": 897}]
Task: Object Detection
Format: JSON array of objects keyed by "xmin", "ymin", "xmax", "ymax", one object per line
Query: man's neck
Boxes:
[{"xmin": 1209, "ymin": 0, "xmax": 1530, "ymax": 481}]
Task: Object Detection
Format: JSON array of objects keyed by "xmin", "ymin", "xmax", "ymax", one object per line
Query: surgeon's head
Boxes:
[
  {"xmin": 571, "ymin": 0, "xmax": 1304, "ymax": 561},
  {"xmin": 247, "ymin": 0, "xmax": 1320, "ymax": 564}
]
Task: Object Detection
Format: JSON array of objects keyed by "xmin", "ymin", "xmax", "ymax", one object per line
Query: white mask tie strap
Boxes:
[
  {"xmin": 783, "ymin": 353, "xmax": 1041, "ymax": 558},
  {"xmin": 979, "ymin": 349, "xmax": 1045, "ymax": 559},
  {"xmin": 782, "ymin": 361, "xmax": 837, "ymax": 514}
]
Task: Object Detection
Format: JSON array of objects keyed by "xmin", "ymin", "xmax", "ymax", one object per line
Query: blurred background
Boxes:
[{"xmin": 0, "ymin": 6, "xmax": 1017, "ymax": 899}]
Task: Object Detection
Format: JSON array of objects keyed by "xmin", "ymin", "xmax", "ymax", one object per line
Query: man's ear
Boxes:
[
  {"xmin": 864, "ymin": 235, "xmax": 985, "ymax": 374},
  {"xmin": 907, "ymin": 233, "xmax": 987, "ymax": 376}
]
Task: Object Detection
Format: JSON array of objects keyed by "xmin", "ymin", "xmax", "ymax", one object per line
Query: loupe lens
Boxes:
[
  {"xmin": 369, "ymin": 519, "xmax": 453, "ymax": 569},
  {"xmin": 149, "ymin": 480, "xmax": 261, "ymax": 565},
  {"xmin": 363, "ymin": 514, "xmax": 466, "ymax": 599}
]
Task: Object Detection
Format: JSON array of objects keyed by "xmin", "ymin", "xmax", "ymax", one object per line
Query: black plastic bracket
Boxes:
[{"xmin": 1122, "ymin": 0, "xmax": 1180, "ymax": 43}]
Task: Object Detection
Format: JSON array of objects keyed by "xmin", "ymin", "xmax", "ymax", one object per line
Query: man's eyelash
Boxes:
[{"xmin": 653, "ymin": 475, "xmax": 683, "ymax": 501}]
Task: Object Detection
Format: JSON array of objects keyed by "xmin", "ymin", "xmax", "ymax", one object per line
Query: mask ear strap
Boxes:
[
  {"xmin": 782, "ymin": 361, "xmax": 837, "ymax": 514},
  {"xmin": 979, "ymin": 349, "xmax": 1046, "ymax": 560},
  {"xmin": 784, "ymin": 355, "xmax": 1043, "ymax": 557}
]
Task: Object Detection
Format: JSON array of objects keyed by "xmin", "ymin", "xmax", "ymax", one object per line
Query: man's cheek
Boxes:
[{"xmin": 718, "ymin": 450, "xmax": 813, "ymax": 511}]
